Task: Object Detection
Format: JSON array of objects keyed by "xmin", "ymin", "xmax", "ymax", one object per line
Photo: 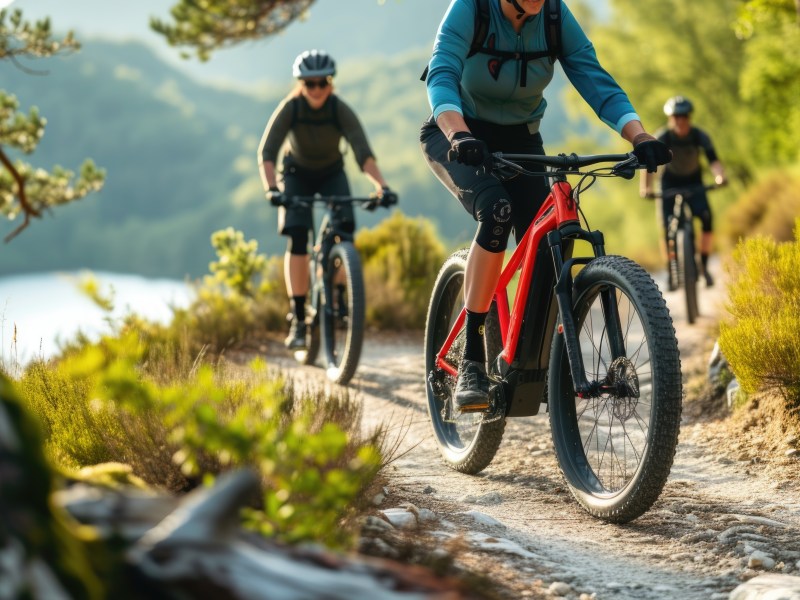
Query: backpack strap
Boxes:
[
  {"xmin": 544, "ymin": 0, "xmax": 562, "ymax": 63},
  {"xmin": 467, "ymin": 0, "xmax": 491, "ymax": 58}
]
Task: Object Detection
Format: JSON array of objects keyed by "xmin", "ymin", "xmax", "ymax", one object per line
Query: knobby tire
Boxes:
[
  {"xmin": 548, "ymin": 255, "xmax": 682, "ymax": 523},
  {"xmin": 678, "ymin": 224, "xmax": 699, "ymax": 324},
  {"xmin": 321, "ymin": 242, "xmax": 365, "ymax": 385}
]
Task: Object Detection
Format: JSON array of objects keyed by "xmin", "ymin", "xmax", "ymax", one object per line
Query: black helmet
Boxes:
[
  {"xmin": 292, "ymin": 49, "xmax": 336, "ymax": 79},
  {"xmin": 663, "ymin": 96, "xmax": 694, "ymax": 117}
]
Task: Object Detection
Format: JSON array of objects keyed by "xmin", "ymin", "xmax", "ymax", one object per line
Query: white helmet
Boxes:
[{"xmin": 292, "ymin": 49, "xmax": 336, "ymax": 79}]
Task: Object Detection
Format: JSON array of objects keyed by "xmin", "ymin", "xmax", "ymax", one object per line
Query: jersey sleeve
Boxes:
[
  {"xmin": 258, "ymin": 99, "xmax": 293, "ymax": 164},
  {"xmin": 336, "ymin": 98, "xmax": 375, "ymax": 169},
  {"xmin": 425, "ymin": 0, "xmax": 476, "ymax": 119},
  {"xmin": 695, "ymin": 128, "xmax": 719, "ymax": 163},
  {"xmin": 557, "ymin": 2, "xmax": 640, "ymax": 134}
]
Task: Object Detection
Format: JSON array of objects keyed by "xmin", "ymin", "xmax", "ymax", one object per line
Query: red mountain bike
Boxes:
[{"xmin": 425, "ymin": 151, "xmax": 682, "ymax": 523}]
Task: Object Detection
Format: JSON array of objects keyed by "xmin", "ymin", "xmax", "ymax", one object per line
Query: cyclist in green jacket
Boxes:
[
  {"xmin": 641, "ymin": 96, "xmax": 726, "ymax": 288},
  {"xmin": 258, "ymin": 50, "xmax": 396, "ymax": 350},
  {"xmin": 420, "ymin": 0, "xmax": 671, "ymax": 413}
]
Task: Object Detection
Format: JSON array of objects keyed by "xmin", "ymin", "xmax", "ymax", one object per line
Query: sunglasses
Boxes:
[{"xmin": 303, "ymin": 79, "xmax": 330, "ymax": 90}]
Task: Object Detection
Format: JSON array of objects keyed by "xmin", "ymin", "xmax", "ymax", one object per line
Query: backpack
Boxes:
[{"xmin": 421, "ymin": 0, "xmax": 562, "ymax": 87}]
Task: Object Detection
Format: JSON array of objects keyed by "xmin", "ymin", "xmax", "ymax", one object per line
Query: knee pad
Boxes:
[
  {"xmin": 285, "ymin": 228, "xmax": 309, "ymax": 256},
  {"xmin": 473, "ymin": 192, "xmax": 512, "ymax": 253},
  {"xmin": 699, "ymin": 210, "xmax": 713, "ymax": 233}
]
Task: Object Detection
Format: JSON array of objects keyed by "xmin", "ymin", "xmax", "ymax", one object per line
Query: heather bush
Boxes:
[{"xmin": 719, "ymin": 219, "xmax": 800, "ymax": 406}]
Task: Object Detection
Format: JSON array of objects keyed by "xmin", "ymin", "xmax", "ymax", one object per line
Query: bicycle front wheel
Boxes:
[
  {"xmin": 293, "ymin": 286, "xmax": 320, "ymax": 366},
  {"xmin": 320, "ymin": 241, "xmax": 365, "ymax": 385},
  {"xmin": 548, "ymin": 255, "xmax": 682, "ymax": 523},
  {"xmin": 424, "ymin": 249, "xmax": 505, "ymax": 474},
  {"xmin": 677, "ymin": 223, "xmax": 699, "ymax": 324}
]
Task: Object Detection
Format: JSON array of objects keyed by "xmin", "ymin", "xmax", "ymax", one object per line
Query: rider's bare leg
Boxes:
[
  {"xmin": 464, "ymin": 241, "xmax": 504, "ymax": 312},
  {"xmin": 285, "ymin": 253, "xmax": 310, "ymax": 297}
]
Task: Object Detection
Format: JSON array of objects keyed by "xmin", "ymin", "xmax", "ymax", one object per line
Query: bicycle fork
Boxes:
[{"xmin": 548, "ymin": 229, "xmax": 634, "ymax": 399}]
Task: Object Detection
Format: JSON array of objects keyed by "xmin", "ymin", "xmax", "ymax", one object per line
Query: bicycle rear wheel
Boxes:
[
  {"xmin": 320, "ymin": 241, "xmax": 365, "ymax": 385},
  {"xmin": 424, "ymin": 249, "xmax": 505, "ymax": 474},
  {"xmin": 548, "ymin": 255, "xmax": 682, "ymax": 523},
  {"xmin": 677, "ymin": 223, "xmax": 699, "ymax": 324}
]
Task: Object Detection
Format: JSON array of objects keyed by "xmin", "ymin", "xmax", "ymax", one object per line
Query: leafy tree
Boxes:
[
  {"xmin": 735, "ymin": 0, "xmax": 800, "ymax": 164},
  {"xmin": 151, "ymin": 0, "xmax": 316, "ymax": 61},
  {"xmin": 0, "ymin": 9, "xmax": 105, "ymax": 242},
  {"xmin": 583, "ymin": 0, "xmax": 753, "ymax": 181}
]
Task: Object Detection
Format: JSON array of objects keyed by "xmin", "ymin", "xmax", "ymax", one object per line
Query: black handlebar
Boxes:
[
  {"xmin": 280, "ymin": 194, "xmax": 396, "ymax": 209},
  {"xmin": 646, "ymin": 183, "xmax": 722, "ymax": 200},
  {"xmin": 491, "ymin": 151, "xmax": 641, "ymax": 180}
]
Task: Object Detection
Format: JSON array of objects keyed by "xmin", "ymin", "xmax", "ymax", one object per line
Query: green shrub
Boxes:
[
  {"xmin": 723, "ymin": 166, "xmax": 800, "ymax": 246},
  {"xmin": 719, "ymin": 219, "xmax": 800, "ymax": 404},
  {"xmin": 17, "ymin": 331, "xmax": 382, "ymax": 547},
  {"xmin": 356, "ymin": 211, "xmax": 447, "ymax": 330}
]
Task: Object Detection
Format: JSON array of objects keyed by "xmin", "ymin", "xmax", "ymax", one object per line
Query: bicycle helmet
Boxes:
[
  {"xmin": 663, "ymin": 96, "xmax": 694, "ymax": 117},
  {"xmin": 292, "ymin": 49, "xmax": 336, "ymax": 79}
]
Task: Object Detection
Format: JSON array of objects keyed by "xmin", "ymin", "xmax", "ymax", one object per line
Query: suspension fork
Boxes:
[{"xmin": 548, "ymin": 228, "xmax": 626, "ymax": 396}]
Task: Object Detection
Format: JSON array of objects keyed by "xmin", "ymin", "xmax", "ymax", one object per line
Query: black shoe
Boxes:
[
  {"xmin": 705, "ymin": 271, "xmax": 714, "ymax": 287},
  {"xmin": 454, "ymin": 359, "xmax": 491, "ymax": 413},
  {"xmin": 284, "ymin": 319, "xmax": 307, "ymax": 350}
]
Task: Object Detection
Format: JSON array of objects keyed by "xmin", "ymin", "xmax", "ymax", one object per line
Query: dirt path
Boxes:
[{"xmin": 266, "ymin": 279, "xmax": 800, "ymax": 599}]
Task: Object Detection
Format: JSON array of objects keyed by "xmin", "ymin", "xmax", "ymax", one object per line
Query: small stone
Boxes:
[
  {"xmin": 786, "ymin": 449, "xmax": 799, "ymax": 458},
  {"xmin": 422, "ymin": 485, "xmax": 435, "ymax": 494},
  {"xmin": 548, "ymin": 581, "xmax": 572, "ymax": 596},
  {"xmin": 748, "ymin": 550, "xmax": 776, "ymax": 570},
  {"xmin": 380, "ymin": 508, "xmax": 418, "ymax": 529},
  {"xmin": 371, "ymin": 492, "xmax": 385, "ymax": 506}
]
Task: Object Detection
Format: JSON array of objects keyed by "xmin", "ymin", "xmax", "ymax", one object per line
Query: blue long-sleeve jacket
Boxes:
[{"xmin": 425, "ymin": 0, "xmax": 639, "ymax": 134}]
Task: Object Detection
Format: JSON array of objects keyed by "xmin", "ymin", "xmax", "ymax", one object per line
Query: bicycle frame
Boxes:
[{"xmin": 433, "ymin": 176, "xmax": 627, "ymax": 417}]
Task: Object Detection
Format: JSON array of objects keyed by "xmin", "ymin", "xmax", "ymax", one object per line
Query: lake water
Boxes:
[{"xmin": 0, "ymin": 271, "xmax": 193, "ymax": 368}]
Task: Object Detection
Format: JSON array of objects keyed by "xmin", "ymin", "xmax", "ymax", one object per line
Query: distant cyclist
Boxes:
[
  {"xmin": 641, "ymin": 95, "xmax": 726, "ymax": 288},
  {"xmin": 257, "ymin": 49, "xmax": 397, "ymax": 350}
]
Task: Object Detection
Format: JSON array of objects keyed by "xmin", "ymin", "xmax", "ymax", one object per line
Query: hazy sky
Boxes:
[{"xmin": 8, "ymin": 0, "xmax": 448, "ymax": 87}]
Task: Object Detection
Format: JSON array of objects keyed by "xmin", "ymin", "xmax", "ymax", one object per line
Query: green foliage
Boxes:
[
  {"xmin": 0, "ymin": 8, "xmax": 78, "ymax": 59},
  {"xmin": 356, "ymin": 210, "xmax": 446, "ymax": 330},
  {"xmin": 0, "ymin": 9, "xmax": 104, "ymax": 241},
  {"xmin": 719, "ymin": 220, "xmax": 800, "ymax": 404},
  {"xmin": 152, "ymin": 0, "xmax": 316, "ymax": 61},
  {"xmin": 724, "ymin": 165, "xmax": 800, "ymax": 245},
  {"xmin": 586, "ymin": 0, "xmax": 752, "ymax": 178},
  {"xmin": 736, "ymin": 1, "xmax": 800, "ymax": 164},
  {"xmin": 17, "ymin": 330, "xmax": 382, "ymax": 547},
  {"xmin": 0, "ymin": 373, "xmax": 104, "ymax": 600},
  {"xmin": 209, "ymin": 226, "xmax": 268, "ymax": 297}
]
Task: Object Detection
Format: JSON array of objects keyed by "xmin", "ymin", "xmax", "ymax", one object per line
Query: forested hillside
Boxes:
[{"xmin": 0, "ymin": 37, "xmax": 586, "ymax": 277}]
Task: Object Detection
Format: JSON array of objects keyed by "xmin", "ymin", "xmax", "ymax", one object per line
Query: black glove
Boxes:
[
  {"xmin": 266, "ymin": 187, "xmax": 285, "ymax": 207},
  {"xmin": 447, "ymin": 132, "xmax": 488, "ymax": 167},
  {"xmin": 632, "ymin": 133, "xmax": 672, "ymax": 173},
  {"xmin": 379, "ymin": 186, "xmax": 398, "ymax": 207}
]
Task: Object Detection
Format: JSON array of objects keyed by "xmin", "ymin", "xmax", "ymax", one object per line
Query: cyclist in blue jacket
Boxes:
[{"xmin": 420, "ymin": 0, "xmax": 671, "ymax": 413}]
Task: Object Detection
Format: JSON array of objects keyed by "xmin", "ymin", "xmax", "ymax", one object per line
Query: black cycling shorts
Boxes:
[
  {"xmin": 278, "ymin": 159, "xmax": 354, "ymax": 235},
  {"xmin": 419, "ymin": 114, "xmax": 549, "ymax": 246},
  {"xmin": 661, "ymin": 188, "xmax": 713, "ymax": 233}
]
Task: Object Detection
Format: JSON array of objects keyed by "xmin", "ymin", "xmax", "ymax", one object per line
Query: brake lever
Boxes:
[{"xmin": 611, "ymin": 155, "xmax": 638, "ymax": 180}]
